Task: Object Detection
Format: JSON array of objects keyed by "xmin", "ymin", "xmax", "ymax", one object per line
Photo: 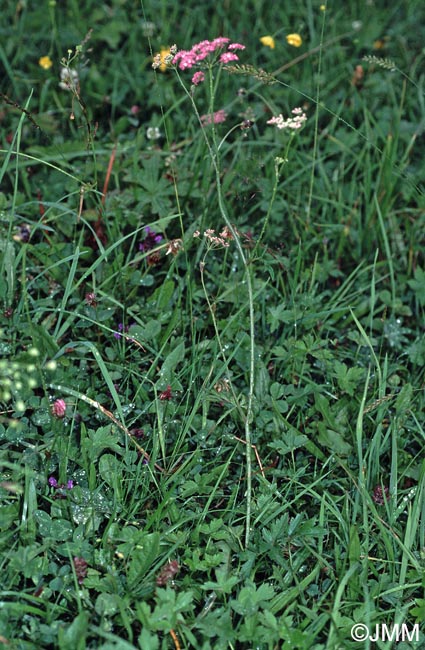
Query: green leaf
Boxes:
[
  {"xmin": 50, "ymin": 518, "xmax": 73, "ymax": 541},
  {"xmin": 268, "ymin": 432, "xmax": 308, "ymax": 455},
  {"xmin": 410, "ymin": 598, "xmax": 425, "ymax": 623},
  {"xmin": 149, "ymin": 279, "xmax": 175, "ymax": 311},
  {"xmin": 160, "ymin": 341, "xmax": 185, "ymax": 381},
  {"xmin": 395, "ymin": 383, "xmax": 413, "ymax": 415},
  {"xmin": 317, "ymin": 423, "xmax": 352, "ymax": 456},
  {"xmin": 0, "ymin": 239, "xmax": 15, "ymax": 304},
  {"xmin": 348, "ymin": 525, "xmax": 361, "ymax": 563},
  {"xmin": 137, "ymin": 629, "xmax": 160, "ymax": 650},
  {"xmin": 126, "ymin": 532, "xmax": 160, "ymax": 585},
  {"xmin": 58, "ymin": 612, "xmax": 89, "ymax": 650},
  {"xmin": 30, "ymin": 323, "xmax": 59, "ymax": 357},
  {"xmin": 231, "ymin": 581, "xmax": 275, "ymax": 615},
  {"xmin": 408, "ymin": 267, "xmax": 425, "ymax": 306},
  {"xmin": 95, "ymin": 593, "xmax": 120, "ymax": 616},
  {"xmin": 83, "ymin": 426, "xmax": 123, "ymax": 462},
  {"xmin": 98, "ymin": 454, "xmax": 123, "ymax": 487},
  {"xmin": 333, "ymin": 360, "xmax": 364, "ymax": 396}
]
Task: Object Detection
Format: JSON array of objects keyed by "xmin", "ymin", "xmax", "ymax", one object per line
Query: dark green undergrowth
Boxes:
[{"xmin": 1, "ymin": 1, "xmax": 425, "ymax": 649}]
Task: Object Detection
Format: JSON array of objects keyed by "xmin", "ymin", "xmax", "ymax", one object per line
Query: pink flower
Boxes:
[
  {"xmin": 192, "ymin": 71, "xmax": 205, "ymax": 85},
  {"xmin": 172, "ymin": 37, "xmax": 244, "ymax": 71},
  {"xmin": 173, "ymin": 50, "xmax": 195, "ymax": 69},
  {"xmin": 200, "ymin": 109, "xmax": 227, "ymax": 125},
  {"xmin": 211, "ymin": 37, "xmax": 231, "ymax": 49},
  {"xmin": 51, "ymin": 398, "xmax": 67, "ymax": 418},
  {"xmin": 219, "ymin": 52, "xmax": 239, "ymax": 64}
]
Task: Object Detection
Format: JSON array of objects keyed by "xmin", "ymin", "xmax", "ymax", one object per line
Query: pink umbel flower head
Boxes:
[
  {"xmin": 219, "ymin": 52, "xmax": 239, "ymax": 64},
  {"xmin": 200, "ymin": 109, "xmax": 227, "ymax": 126},
  {"xmin": 172, "ymin": 37, "xmax": 245, "ymax": 71},
  {"xmin": 192, "ymin": 71, "xmax": 205, "ymax": 85}
]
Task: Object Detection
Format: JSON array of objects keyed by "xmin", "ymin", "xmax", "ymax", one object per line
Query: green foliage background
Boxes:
[{"xmin": 0, "ymin": 1, "xmax": 424, "ymax": 648}]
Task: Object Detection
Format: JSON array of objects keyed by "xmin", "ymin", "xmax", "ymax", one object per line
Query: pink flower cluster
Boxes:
[
  {"xmin": 192, "ymin": 71, "xmax": 205, "ymax": 86},
  {"xmin": 199, "ymin": 226, "xmax": 233, "ymax": 247},
  {"xmin": 200, "ymin": 109, "xmax": 227, "ymax": 125},
  {"xmin": 173, "ymin": 37, "xmax": 245, "ymax": 85}
]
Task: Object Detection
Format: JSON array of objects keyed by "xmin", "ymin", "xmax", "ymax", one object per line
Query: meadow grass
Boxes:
[{"xmin": 1, "ymin": 1, "xmax": 425, "ymax": 648}]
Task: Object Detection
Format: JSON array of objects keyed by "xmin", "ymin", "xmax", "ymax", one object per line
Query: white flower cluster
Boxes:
[
  {"xmin": 267, "ymin": 107, "xmax": 307, "ymax": 130},
  {"xmin": 59, "ymin": 66, "xmax": 79, "ymax": 91},
  {"xmin": 194, "ymin": 227, "xmax": 233, "ymax": 248}
]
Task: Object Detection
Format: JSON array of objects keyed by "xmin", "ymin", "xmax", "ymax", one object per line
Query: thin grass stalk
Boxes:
[{"xmin": 172, "ymin": 67, "xmax": 255, "ymax": 548}]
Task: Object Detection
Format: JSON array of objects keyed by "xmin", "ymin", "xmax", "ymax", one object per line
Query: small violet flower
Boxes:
[
  {"xmin": 49, "ymin": 477, "xmax": 74, "ymax": 490},
  {"xmin": 139, "ymin": 226, "xmax": 163, "ymax": 252},
  {"xmin": 114, "ymin": 322, "xmax": 129, "ymax": 339}
]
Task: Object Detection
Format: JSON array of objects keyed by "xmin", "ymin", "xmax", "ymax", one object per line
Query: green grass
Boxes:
[{"xmin": 1, "ymin": 1, "xmax": 425, "ymax": 648}]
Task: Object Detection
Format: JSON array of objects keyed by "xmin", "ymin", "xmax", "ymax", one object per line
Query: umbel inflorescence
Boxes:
[{"xmin": 153, "ymin": 38, "xmax": 245, "ymax": 86}]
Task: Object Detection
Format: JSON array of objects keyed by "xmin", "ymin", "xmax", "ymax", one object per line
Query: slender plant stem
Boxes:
[{"xmin": 176, "ymin": 68, "xmax": 255, "ymax": 548}]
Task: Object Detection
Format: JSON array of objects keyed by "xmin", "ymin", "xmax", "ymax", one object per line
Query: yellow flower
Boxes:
[
  {"xmin": 373, "ymin": 39, "xmax": 384, "ymax": 50},
  {"xmin": 38, "ymin": 56, "xmax": 53, "ymax": 70},
  {"xmin": 158, "ymin": 47, "xmax": 171, "ymax": 72},
  {"xmin": 286, "ymin": 33, "xmax": 302, "ymax": 47},
  {"xmin": 260, "ymin": 35, "xmax": 275, "ymax": 49},
  {"xmin": 320, "ymin": 4, "xmax": 326, "ymax": 10}
]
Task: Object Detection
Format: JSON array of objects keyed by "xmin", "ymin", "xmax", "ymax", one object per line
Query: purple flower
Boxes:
[
  {"xmin": 113, "ymin": 322, "xmax": 126, "ymax": 339},
  {"xmin": 139, "ymin": 226, "xmax": 162, "ymax": 253},
  {"xmin": 49, "ymin": 476, "xmax": 74, "ymax": 491}
]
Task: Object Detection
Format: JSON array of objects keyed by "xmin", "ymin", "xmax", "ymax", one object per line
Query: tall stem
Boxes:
[{"xmin": 178, "ymin": 69, "xmax": 255, "ymax": 547}]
